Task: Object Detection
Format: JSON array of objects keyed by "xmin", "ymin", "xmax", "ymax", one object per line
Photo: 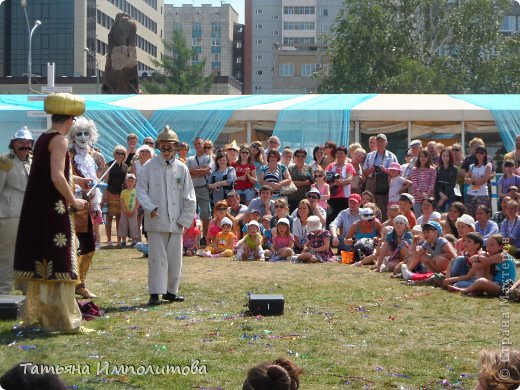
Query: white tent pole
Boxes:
[
  {"xmin": 355, "ymin": 120, "xmax": 359, "ymax": 144},
  {"xmin": 461, "ymin": 121, "xmax": 465, "ymax": 153},
  {"xmin": 408, "ymin": 121, "xmax": 412, "ymax": 145},
  {"xmin": 246, "ymin": 121, "xmax": 252, "ymax": 144}
]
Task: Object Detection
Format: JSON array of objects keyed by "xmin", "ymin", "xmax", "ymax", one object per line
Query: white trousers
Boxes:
[
  {"xmin": 147, "ymin": 232, "xmax": 183, "ymax": 295},
  {"xmin": 0, "ymin": 218, "xmax": 19, "ymax": 294}
]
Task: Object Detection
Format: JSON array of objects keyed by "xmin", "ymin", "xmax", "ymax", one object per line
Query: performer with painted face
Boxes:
[
  {"xmin": 68, "ymin": 117, "xmax": 103, "ymax": 299},
  {"xmin": 0, "ymin": 127, "xmax": 33, "ymax": 294}
]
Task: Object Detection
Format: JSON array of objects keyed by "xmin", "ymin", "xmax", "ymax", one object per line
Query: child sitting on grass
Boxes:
[
  {"xmin": 235, "ymin": 220, "xmax": 264, "ymax": 261},
  {"xmin": 406, "ymin": 221, "xmax": 456, "ymax": 274},
  {"xmin": 183, "ymin": 215, "xmax": 201, "ymax": 256},
  {"xmin": 197, "ymin": 217, "xmax": 235, "ymax": 258},
  {"xmin": 262, "ymin": 215, "xmax": 273, "ymax": 251},
  {"xmin": 265, "ymin": 218, "xmax": 295, "ymax": 262},
  {"xmin": 296, "ymin": 216, "xmax": 335, "ymax": 263}
]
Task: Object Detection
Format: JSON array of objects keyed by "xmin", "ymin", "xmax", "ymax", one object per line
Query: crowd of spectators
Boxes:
[{"xmin": 98, "ymin": 132, "xmax": 520, "ymax": 299}]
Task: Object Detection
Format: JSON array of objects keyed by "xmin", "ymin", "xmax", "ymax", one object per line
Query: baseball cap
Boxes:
[
  {"xmin": 409, "ymin": 139, "xmax": 422, "ymax": 148},
  {"xmin": 349, "ymin": 193, "xmax": 362, "ymax": 204},
  {"xmin": 376, "ymin": 134, "xmax": 387, "ymax": 141},
  {"xmin": 422, "ymin": 221, "xmax": 442, "ymax": 235},
  {"xmin": 400, "ymin": 193, "xmax": 415, "ymax": 204}
]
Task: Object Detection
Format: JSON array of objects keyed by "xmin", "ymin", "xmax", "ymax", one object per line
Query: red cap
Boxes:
[{"xmin": 349, "ymin": 194, "xmax": 362, "ymax": 204}]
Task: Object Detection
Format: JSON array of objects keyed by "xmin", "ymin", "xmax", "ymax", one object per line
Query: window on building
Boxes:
[
  {"xmin": 193, "ymin": 21, "xmax": 201, "ymax": 31},
  {"xmin": 301, "ymin": 64, "xmax": 317, "ymax": 77},
  {"xmin": 255, "ymin": 39, "xmax": 263, "ymax": 44},
  {"xmin": 254, "ymin": 85, "xmax": 263, "ymax": 91},
  {"xmin": 255, "ymin": 24, "xmax": 263, "ymax": 29},
  {"xmin": 500, "ymin": 15, "xmax": 517, "ymax": 32},
  {"xmin": 256, "ymin": 70, "xmax": 263, "ymax": 75},
  {"xmin": 283, "ymin": 22, "xmax": 315, "ymax": 30},
  {"xmin": 283, "ymin": 37, "xmax": 315, "ymax": 45},
  {"xmin": 211, "ymin": 22, "xmax": 221, "ymax": 31},
  {"xmin": 236, "ymin": 57, "xmax": 242, "ymax": 64},
  {"xmin": 192, "ymin": 37, "xmax": 202, "ymax": 46},
  {"xmin": 320, "ymin": 24, "xmax": 330, "ymax": 33},
  {"xmin": 211, "ymin": 37, "xmax": 221, "ymax": 46},
  {"xmin": 255, "ymin": 9, "xmax": 263, "ymax": 14},
  {"xmin": 255, "ymin": 55, "xmax": 263, "ymax": 60},
  {"xmin": 272, "ymin": 30, "xmax": 279, "ymax": 35},
  {"xmin": 272, "ymin": 15, "xmax": 279, "ymax": 20},
  {"xmin": 279, "ymin": 63, "xmax": 294, "ymax": 77},
  {"xmin": 213, "ymin": 53, "xmax": 221, "ymax": 61},
  {"xmin": 192, "ymin": 53, "xmax": 201, "ymax": 62},
  {"xmin": 236, "ymin": 41, "xmax": 242, "ymax": 48},
  {"xmin": 320, "ymin": 8, "xmax": 328, "ymax": 17},
  {"xmin": 283, "ymin": 6, "xmax": 315, "ymax": 15}
]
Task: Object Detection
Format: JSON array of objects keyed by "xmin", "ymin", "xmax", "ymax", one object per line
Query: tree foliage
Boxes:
[
  {"xmin": 142, "ymin": 29, "xmax": 212, "ymax": 94},
  {"xmin": 319, "ymin": 0, "xmax": 520, "ymax": 93}
]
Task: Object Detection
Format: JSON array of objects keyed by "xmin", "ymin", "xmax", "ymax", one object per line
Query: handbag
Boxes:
[{"xmin": 280, "ymin": 182, "xmax": 297, "ymax": 195}]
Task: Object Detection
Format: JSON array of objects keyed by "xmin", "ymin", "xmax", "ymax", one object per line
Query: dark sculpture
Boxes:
[{"xmin": 101, "ymin": 13, "xmax": 139, "ymax": 94}]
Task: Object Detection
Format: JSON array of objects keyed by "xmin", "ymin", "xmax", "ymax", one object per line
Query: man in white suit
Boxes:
[{"xmin": 136, "ymin": 126, "xmax": 196, "ymax": 305}]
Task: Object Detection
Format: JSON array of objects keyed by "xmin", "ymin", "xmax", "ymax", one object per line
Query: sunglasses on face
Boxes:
[
  {"xmin": 241, "ymin": 151, "xmax": 250, "ymax": 154},
  {"xmin": 307, "ymin": 195, "xmax": 319, "ymax": 200},
  {"xmin": 160, "ymin": 146, "xmax": 175, "ymax": 152},
  {"xmin": 452, "ymin": 148, "xmax": 461, "ymax": 152},
  {"xmin": 75, "ymin": 132, "xmax": 88, "ymax": 137},
  {"xmin": 295, "ymin": 154, "xmax": 305, "ymax": 158},
  {"xmin": 115, "ymin": 152, "xmax": 125, "ymax": 156},
  {"xmin": 275, "ymin": 205, "xmax": 285, "ymax": 209},
  {"xmin": 314, "ymin": 174, "xmax": 323, "ymax": 178}
]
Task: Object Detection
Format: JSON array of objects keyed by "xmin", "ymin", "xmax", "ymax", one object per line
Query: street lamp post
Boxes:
[
  {"xmin": 84, "ymin": 48, "xmax": 100, "ymax": 94},
  {"xmin": 21, "ymin": 0, "xmax": 41, "ymax": 93}
]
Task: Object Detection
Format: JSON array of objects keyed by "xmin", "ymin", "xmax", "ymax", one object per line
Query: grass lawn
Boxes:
[{"xmin": 0, "ymin": 247, "xmax": 518, "ymax": 389}]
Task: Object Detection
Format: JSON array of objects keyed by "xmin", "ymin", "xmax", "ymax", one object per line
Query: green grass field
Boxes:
[{"xmin": 0, "ymin": 248, "xmax": 518, "ymax": 389}]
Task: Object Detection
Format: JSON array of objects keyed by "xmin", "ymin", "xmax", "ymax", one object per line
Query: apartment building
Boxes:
[
  {"xmin": 0, "ymin": 0, "xmax": 164, "ymax": 81},
  {"xmin": 164, "ymin": 3, "xmax": 243, "ymax": 83},
  {"xmin": 244, "ymin": 0, "xmax": 342, "ymax": 94}
]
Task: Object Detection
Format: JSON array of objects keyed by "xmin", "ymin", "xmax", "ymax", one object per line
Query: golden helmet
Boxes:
[{"xmin": 155, "ymin": 125, "xmax": 179, "ymax": 144}]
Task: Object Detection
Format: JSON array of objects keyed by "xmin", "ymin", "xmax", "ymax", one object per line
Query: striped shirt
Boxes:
[{"xmin": 410, "ymin": 167, "xmax": 436, "ymax": 204}]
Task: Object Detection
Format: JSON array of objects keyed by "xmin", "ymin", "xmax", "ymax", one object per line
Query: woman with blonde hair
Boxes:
[
  {"xmin": 206, "ymin": 200, "xmax": 239, "ymax": 245},
  {"xmin": 476, "ymin": 349, "xmax": 520, "ymax": 390}
]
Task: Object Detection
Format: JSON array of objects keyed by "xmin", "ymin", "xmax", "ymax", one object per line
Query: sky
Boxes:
[{"xmin": 164, "ymin": 0, "xmax": 245, "ymax": 23}]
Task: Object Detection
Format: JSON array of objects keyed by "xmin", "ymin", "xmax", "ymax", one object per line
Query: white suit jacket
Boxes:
[{"xmin": 136, "ymin": 156, "xmax": 196, "ymax": 233}]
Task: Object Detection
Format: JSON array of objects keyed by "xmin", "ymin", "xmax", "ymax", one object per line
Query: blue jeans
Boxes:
[{"xmin": 450, "ymin": 256, "xmax": 470, "ymax": 277}]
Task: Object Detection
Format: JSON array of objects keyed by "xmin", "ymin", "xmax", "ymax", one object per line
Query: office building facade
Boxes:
[
  {"xmin": 244, "ymin": 0, "xmax": 342, "ymax": 94},
  {"xmin": 0, "ymin": 0, "xmax": 164, "ymax": 83},
  {"xmin": 164, "ymin": 3, "xmax": 242, "ymax": 84}
]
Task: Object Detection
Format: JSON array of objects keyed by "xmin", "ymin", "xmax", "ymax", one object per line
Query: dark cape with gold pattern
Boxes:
[{"xmin": 13, "ymin": 132, "xmax": 78, "ymax": 282}]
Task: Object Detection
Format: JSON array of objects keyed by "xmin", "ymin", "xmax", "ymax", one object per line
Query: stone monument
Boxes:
[{"xmin": 101, "ymin": 13, "xmax": 139, "ymax": 94}]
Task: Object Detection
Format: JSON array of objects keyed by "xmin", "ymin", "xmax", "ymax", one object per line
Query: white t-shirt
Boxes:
[{"xmin": 389, "ymin": 176, "xmax": 406, "ymax": 203}]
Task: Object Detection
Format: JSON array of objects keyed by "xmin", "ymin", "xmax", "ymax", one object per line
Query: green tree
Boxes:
[
  {"xmin": 142, "ymin": 29, "xmax": 212, "ymax": 94},
  {"xmin": 319, "ymin": 0, "xmax": 520, "ymax": 93}
]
